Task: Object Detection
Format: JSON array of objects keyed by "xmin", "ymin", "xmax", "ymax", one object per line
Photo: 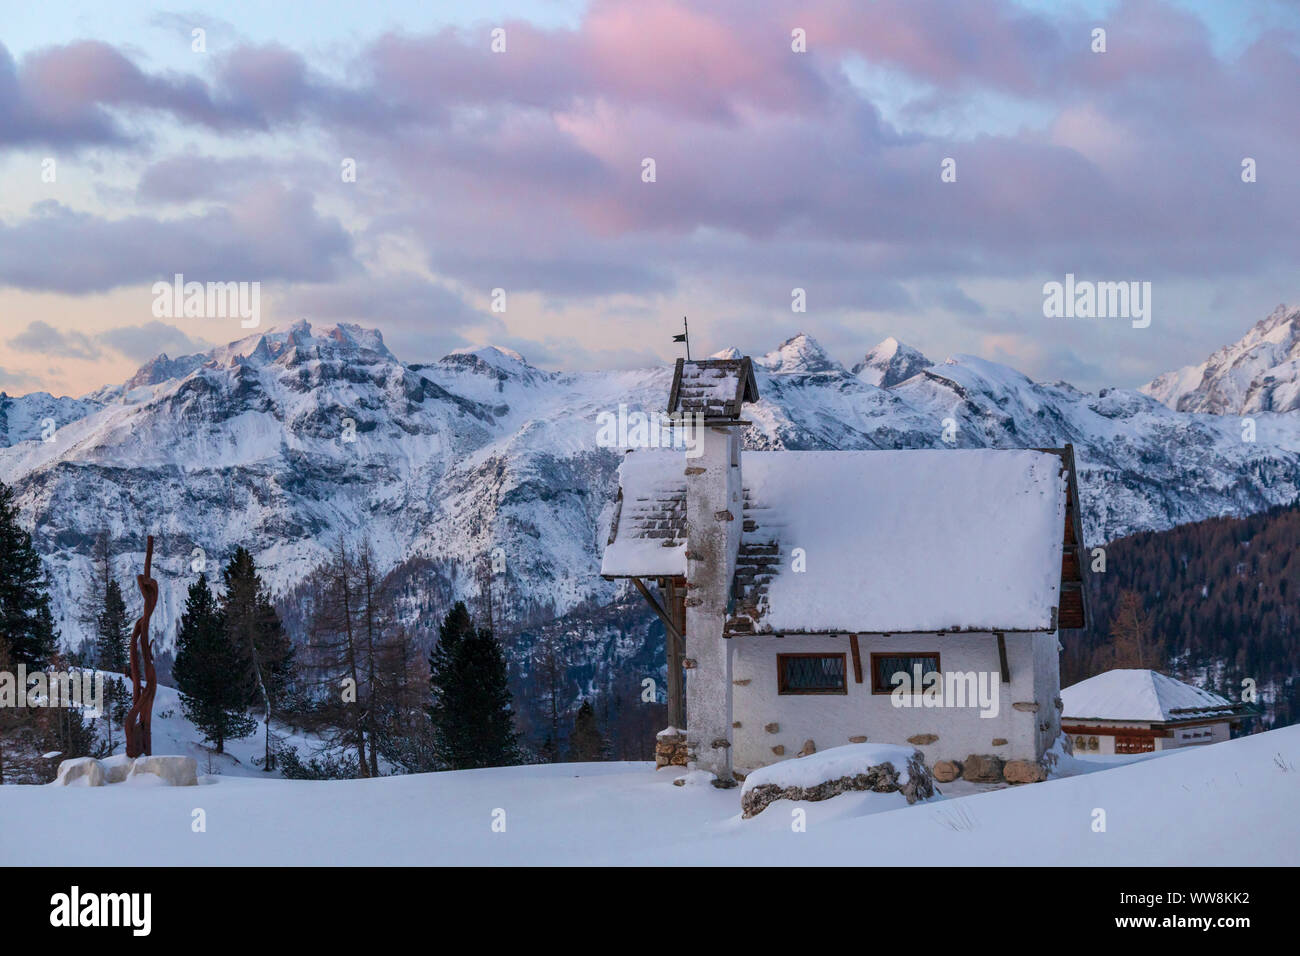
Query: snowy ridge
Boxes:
[
  {"xmin": 1142, "ymin": 304, "xmax": 1300, "ymax": 413},
  {"xmin": 3, "ymin": 311, "xmax": 1300, "ymax": 652}
]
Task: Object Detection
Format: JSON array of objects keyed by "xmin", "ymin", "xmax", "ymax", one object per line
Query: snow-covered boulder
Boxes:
[
  {"xmin": 739, "ymin": 743, "xmax": 933, "ymax": 817},
  {"xmin": 102, "ymin": 754, "xmax": 134, "ymax": 784},
  {"xmin": 127, "ymin": 755, "xmax": 198, "ymax": 787},
  {"xmin": 53, "ymin": 757, "xmax": 105, "ymax": 787}
]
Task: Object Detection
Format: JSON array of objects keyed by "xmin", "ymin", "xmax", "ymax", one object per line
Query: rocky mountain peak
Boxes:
[
  {"xmin": 760, "ymin": 333, "xmax": 840, "ymax": 374},
  {"xmin": 852, "ymin": 337, "xmax": 933, "ymax": 388},
  {"xmin": 1141, "ymin": 304, "xmax": 1300, "ymax": 414}
]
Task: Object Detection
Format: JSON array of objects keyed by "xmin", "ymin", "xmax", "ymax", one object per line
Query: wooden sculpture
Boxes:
[{"xmin": 124, "ymin": 535, "xmax": 160, "ymax": 758}]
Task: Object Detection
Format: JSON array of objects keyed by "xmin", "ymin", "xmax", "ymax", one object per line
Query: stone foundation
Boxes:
[
  {"xmin": 929, "ymin": 753, "xmax": 1050, "ymax": 785},
  {"xmin": 655, "ymin": 730, "xmax": 690, "ymax": 769}
]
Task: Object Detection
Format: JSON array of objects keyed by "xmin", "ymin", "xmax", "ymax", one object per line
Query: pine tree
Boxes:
[
  {"xmin": 93, "ymin": 576, "xmax": 131, "ymax": 753},
  {"xmin": 567, "ymin": 699, "xmax": 607, "ymax": 762},
  {"xmin": 173, "ymin": 574, "xmax": 256, "ymax": 753},
  {"xmin": 0, "ymin": 480, "xmax": 57, "ymax": 668},
  {"xmin": 0, "ymin": 635, "xmax": 30, "ymax": 784},
  {"xmin": 428, "ymin": 602, "xmax": 520, "ymax": 769},
  {"xmin": 220, "ymin": 547, "xmax": 294, "ymax": 770},
  {"xmin": 427, "ymin": 601, "xmax": 473, "ymax": 768},
  {"xmin": 95, "ymin": 579, "xmax": 130, "ymax": 674}
]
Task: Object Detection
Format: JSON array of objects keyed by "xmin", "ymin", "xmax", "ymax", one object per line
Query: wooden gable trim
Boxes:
[
  {"xmin": 737, "ymin": 356, "xmax": 759, "ymax": 405},
  {"xmin": 667, "ymin": 358, "xmax": 685, "ymax": 416}
]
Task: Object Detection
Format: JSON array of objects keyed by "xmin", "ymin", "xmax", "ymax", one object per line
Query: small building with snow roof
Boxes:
[
  {"xmin": 601, "ymin": 351, "xmax": 1089, "ymax": 784},
  {"xmin": 1061, "ymin": 669, "xmax": 1248, "ymax": 755}
]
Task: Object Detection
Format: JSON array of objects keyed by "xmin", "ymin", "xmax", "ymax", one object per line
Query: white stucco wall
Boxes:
[
  {"xmin": 1032, "ymin": 626, "xmax": 1063, "ymax": 755},
  {"xmin": 730, "ymin": 631, "xmax": 1060, "ymax": 773},
  {"xmin": 1168, "ymin": 721, "xmax": 1231, "ymax": 748}
]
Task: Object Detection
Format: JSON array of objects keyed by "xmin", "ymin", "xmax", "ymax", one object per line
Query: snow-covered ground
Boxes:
[
  {"xmin": 60, "ymin": 680, "xmax": 316, "ymax": 780},
  {"xmin": 4, "ymin": 722, "xmax": 1296, "ymax": 866}
]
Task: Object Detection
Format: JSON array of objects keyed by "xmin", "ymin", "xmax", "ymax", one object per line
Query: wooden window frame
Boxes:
[
  {"xmin": 1115, "ymin": 734, "xmax": 1155, "ymax": 755},
  {"xmin": 869, "ymin": 651, "xmax": 941, "ymax": 695},
  {"xmin": 777, "ymin": 652, "xmax": 848, "ymax": 696}
]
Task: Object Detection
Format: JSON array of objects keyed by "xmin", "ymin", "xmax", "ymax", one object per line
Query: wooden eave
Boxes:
[{"xmin": 1035, "ymin": 442, "xmax": 1090, "ymax": 631}]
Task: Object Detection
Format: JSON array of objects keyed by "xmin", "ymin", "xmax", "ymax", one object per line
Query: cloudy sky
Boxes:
[{"xmin": 1, "ymin": 0, "xmax": 1297, "ymax": 396}]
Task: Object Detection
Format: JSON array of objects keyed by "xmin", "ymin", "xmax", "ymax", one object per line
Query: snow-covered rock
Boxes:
[
  {"xmin": 102, "ymin": 754, "xmax": 133, "ymax": 784},
  {"xmin": 52, "ymin": 757, "xmax": 105, "ymax": 787},
  {"xmin": 50, "ymin": 753, "xmax": 198, "ymax": 787},
  {"xmin": 739, "ymin": 743, "xmax": 932, "ymax": 816},
  {"xmin": 127, "ymin": 755, "xmax": 198, "ymax": 787}
]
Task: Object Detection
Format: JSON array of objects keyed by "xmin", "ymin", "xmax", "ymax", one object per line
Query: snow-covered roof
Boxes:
[
  {"xmin": 1062, "ymin": 669, "xmax": 1238, "ymax": 723},
  {"xmin": 600, "ymin": 450, "xmax": 687, "ymax": 577},
  {"xmin": 730, "ymin": 450, "xmax": 1068, "ymax": 634},
  {"xmin": 668, "ymin": 357, "xmax": 758, "ymax": 420},
  {"xmin": 603, "ymin": 447, "xmax": 1077, "ymax": 634}
]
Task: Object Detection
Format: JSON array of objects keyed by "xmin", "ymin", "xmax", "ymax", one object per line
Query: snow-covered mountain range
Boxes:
[
  {"xmin": 3, "ymin": 309, "xmax": 1300, "ymax": 653},
  {"xmin": 1142, "ymin": 304, "xmax": 1300, "ymax": 413}
]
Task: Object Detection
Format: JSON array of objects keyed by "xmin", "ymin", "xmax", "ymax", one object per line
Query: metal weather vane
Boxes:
[{"xmin": 673, "ymin": 316, "xmax": 690, "ymax": 360}]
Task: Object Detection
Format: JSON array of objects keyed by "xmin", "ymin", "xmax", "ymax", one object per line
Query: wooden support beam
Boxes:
[
  {"xmin": 664, "ymin": 579, "xmax": 685, "ymax": 730},
  {"xmin": 630, "ymin": 576, "xmax": 682, "ymax": 645},
  {"xmin": 848, "ymin": 633, "xmax": 863, "ymax": 683},
  {"xmin": 632, "ymin": 576, "xmax": 685, "ymax": 730},
  {"xmin": 996, "ymin": 632, "xmax": 1010, "ymax": 683}
]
